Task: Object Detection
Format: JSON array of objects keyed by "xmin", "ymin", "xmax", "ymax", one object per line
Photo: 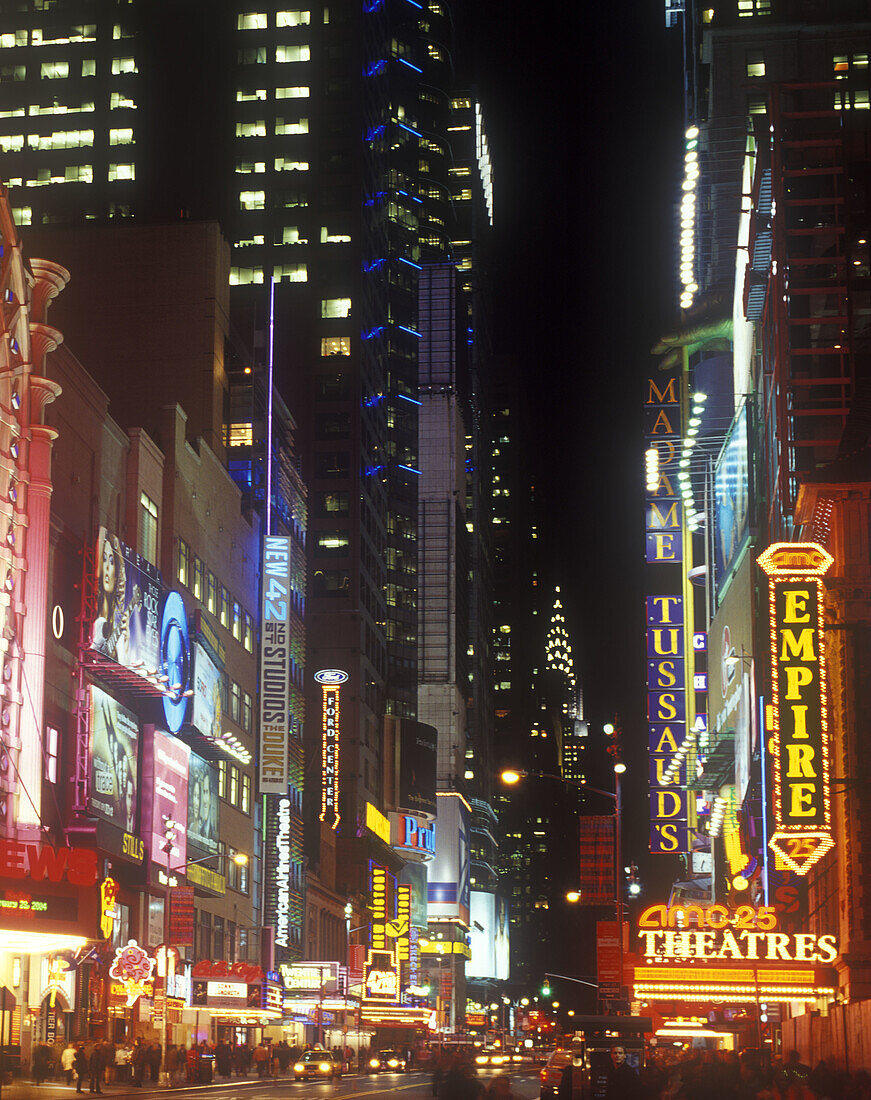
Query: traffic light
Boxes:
[{"xmin": 541, "ymin": 980, "xmax": 551, "ymax": 998}]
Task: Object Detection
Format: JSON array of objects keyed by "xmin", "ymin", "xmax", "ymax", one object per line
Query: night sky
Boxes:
[{"xmin": 461, "ymin": 2, "xmax": 685, "ymax": 881}]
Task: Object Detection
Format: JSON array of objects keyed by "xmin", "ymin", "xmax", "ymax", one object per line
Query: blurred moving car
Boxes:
[
  {"xmin": 293, "ymin": 1051, "xmax": 343, "ymax": 1080},
  {"xmin": 539, "ymin": 1049, "xmax": 572, "ymax": 1098},
  {"xmin": 368, "ymin": 1050, "xmax": 407, "ymax": 1072},
  {"xmin": 475, "ymin": 1051, "xmax": 509, "ymax": 1067}
]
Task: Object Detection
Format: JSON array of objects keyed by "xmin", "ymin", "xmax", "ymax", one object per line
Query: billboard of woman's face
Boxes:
[
  {"xmin": 187, "ymin": 751, "xmax": 220, "ymax": 856},
  {"xmin": 89, "ymin": 686, "xmax": 140, "ymax": 833}
]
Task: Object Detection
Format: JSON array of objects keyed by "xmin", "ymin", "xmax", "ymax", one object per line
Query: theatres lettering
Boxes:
[{"xmin": 638, "ymin": 928, "xmax": 837, "ymax": 964}]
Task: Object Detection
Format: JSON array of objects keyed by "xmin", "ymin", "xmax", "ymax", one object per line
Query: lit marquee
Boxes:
[
  {"xmin": 758, "ymin": 542, "xmax": 835, "ymax": 875},
  {"xmin": 316, "ymin": 668, "xmax": 347, "ymax": 828}
]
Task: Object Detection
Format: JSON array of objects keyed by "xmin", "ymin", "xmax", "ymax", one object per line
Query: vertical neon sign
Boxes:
[
  {"xmin": 315, "ymin": 668, "xmax": 347, "ymax": 828},
  {"xmin": 758, "ymin": 542, "xmax": 834, "ymax": 875}
]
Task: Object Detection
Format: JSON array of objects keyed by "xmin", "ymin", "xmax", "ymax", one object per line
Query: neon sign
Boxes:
[
  {"xmin": 637, "ymin": 927, "xmax": 837, "ymax": 964},
  {"xmin": 109, "ymin": 940, "xmax": 155, "ymax": 1006},
  {"xmin": 100, "ymin": 877, "xmax": 119, "ymax": 939},
  {"xmin": 260, "ymin": 536, "xmax": 291, "ymax": 795},
  {"xmin": 363, "ymin": 949, "xmax": 399, "ymax": 1002},
  {"xmin": 758, "ymin": 543, "xmax": 835, "ymax": 875},
  {"xmin": 316, "ymin": 669, "xmax": 347, "ymax": 828}
]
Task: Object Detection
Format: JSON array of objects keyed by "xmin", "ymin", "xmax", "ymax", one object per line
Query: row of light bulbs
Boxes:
[
  {"xmin": 679, "ymin": 127, "xmax": 700, "ymax": 311},
  {"xmin": 678, "ymin": 391, "xmax": 708, "ymax": 531}
]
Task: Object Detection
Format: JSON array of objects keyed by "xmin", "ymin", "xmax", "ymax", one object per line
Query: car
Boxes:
[
  {"xmin": 368, "ymin": 1050, "xmax": 407, "ymax": 1072},
  {"xmin": 293, "ymin": 1051, "xmax": 343, "ymax": 1081},
  {"xmin": 474, "ymin": 1051, "xmax": 509, "ymax": 1067},
  {"xmin": 539, "ymin": 1049, "xmax": 572, "ymax": 1098}
]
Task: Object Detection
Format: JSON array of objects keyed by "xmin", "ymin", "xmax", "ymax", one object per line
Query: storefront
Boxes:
[
  {"xmin": 0, "ymin": 840, "xmax": 102, "ymax": 1069},
  {"xmin": 191, "ymin": 960, "xmax": 283, "ymax": 1045}
]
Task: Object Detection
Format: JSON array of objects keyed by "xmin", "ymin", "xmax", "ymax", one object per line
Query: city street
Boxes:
[{"xmin": 0, "ymin": 1073, "xmax": 541, "ymax": 1100}]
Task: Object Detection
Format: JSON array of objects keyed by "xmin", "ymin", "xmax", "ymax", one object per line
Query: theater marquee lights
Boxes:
[
  {"xmin": 758, "ymin": 543, "xmax": 835, "ymax": 875},
  {"xmin": 316, "ymin": 669, "xmax": 347, "ymax": 827}
]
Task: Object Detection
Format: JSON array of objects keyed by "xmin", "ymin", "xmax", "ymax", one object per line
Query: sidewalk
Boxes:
[{"xmin": 0, "ymin": 1074, "xmax": 365, "ymax": 1100}]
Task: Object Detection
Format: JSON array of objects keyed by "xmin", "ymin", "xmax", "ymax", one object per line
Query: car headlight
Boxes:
[
  {"xmin": 388, "ymin": 1059, "xmax": 399, "ymax": 1068},
  {"xmin": 370, "ymin": 1059, "xmax": 380, "ymax": 1068},
  {"xmin": 294, "ymin": 1064, "xmax": 304, "ymax": 1073},
  {"xmin": 475, "ymin": 1056, "xmax": 488, "ymax": 1065},
  {"xmin": 319, "ymin": 1063, "xmax": 331, "ymax": 1073}
]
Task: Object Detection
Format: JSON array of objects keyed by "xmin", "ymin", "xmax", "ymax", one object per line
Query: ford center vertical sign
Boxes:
[
  {"xmin": 316, "ymin": 669, "xmax": 347, "ymax": 828},
  {"xmin": 260, "ymin": 537, "xmax": 291, "ymax": 794}
]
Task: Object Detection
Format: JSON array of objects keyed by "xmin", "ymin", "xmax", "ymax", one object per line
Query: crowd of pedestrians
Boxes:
[
  {"xmin": 26, "ymin": 1037, "xmax": 368, "ymax": 1089},
  {"xmin": 637, "ymin": 1048, "xmax": 871, "ymax": 1100}
]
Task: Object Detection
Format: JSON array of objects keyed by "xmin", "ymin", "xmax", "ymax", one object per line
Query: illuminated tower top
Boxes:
[{"xmin": 544, "ymin": 587, "xmax": 576, "ymax": 703}]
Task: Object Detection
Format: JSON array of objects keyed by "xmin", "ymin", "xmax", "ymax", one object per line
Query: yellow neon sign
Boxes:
[{"xmin": 758, "ymin": 543, "xmax": 835, "ymax": 874}]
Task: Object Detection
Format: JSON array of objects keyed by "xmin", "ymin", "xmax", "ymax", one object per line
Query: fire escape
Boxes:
[{"xmin": 767, "ymin": 83, "xmax": 855, "ymax": 516}]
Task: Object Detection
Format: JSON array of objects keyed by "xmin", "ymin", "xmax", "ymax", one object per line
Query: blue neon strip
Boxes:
[
  {"xmin": 397, "ymin": 464, "xmax": 421, "ymax": 475},
  {"xmin": 398, "ymin": 257, "xmax": 421, "ymax": 270},
  {"xmin": 362, "ymin": 326, "xmax": 386, "ymax": 340},
  {"xmin": 398, "ymin": 325, "xmax": 422, "ymax": 338},
  {"xmin": 397, "ymin": 122, "xmax": 420, "ymax": 137},
  {"xmin": 364, "ymin": 60, "xmax": 387, "ymax": 77},
  {"xmin": 404, "ymin": 0, "xmax": 423, "ymax": 8},
  {"xmin": 363, "ymin": 259, "xmax": 386, "ymax": 272},
  {"xmin": 397, "ymin": 57, "xmax": 423, "ymax": 74},
  {"xmin": 397, "ymin": 393, "xmax": 422, "ymax": 406}
]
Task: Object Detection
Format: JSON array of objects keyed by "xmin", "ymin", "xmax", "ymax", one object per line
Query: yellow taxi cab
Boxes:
[
  {"xmin": 539, "ymin": 1049, "xmax": 572, "ymax": 1098},
  {"xmin": 293, "ymin": 1050, "xmax": 342, "ymax": 1080}
]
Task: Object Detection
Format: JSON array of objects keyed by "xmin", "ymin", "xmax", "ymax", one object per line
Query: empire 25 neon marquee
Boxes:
[{"xmin": 758, "ymin": 543, "xmax": 835, "ymax": 876}]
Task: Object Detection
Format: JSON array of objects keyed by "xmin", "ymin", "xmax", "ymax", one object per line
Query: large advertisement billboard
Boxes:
[
  {"xmin": 91, "ymin": 528, "xmax": 161, "ymax": 676},
  {"xmin": 468, "ymin": 891, "xmax": 497, "ymax": 979},
  {"xmin": 427, "ymin": 793, "xmax": 470, "ymax": 925},
  {"xmin": 192, "ymin": 643, "xmax": 223, "ymax": 741},
  {"xmin": 399, "ymin": 722, "xmax": 437, "ymax": 817},
  {"xmin": 707, "ymin": 555, "xmax": 755, "ymax": 801},
  {"xmin": 187, "ymin": 752, "xmax": 219, "ymax": 857},
  {"xmin": 144, "ymin": 728, "xmax": 190, "ymax": 870},
  {"xmin": 89, "ymin": 686, "xmax": 139, "ymax": 833},
  {"xmin": 714, "ymin": 402, "xmax": 751, "ymax": 602},
  {"xmin": 260, "ymin": 536, "xmax": 291, "ymax": 794}
]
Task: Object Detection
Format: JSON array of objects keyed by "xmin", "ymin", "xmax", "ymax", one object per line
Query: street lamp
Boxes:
[
  {"xmin": 160, "ymin": 819, "xmax": 248, "ymax": 1079},
  {"xmin": 500, "ymin": 758, "xmax": 626, "ymax": 1010}
]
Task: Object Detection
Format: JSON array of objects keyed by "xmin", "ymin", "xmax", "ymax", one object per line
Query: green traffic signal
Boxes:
[{"xmin": 541, "ymin": 981, "xmax": 551, "ymax": 997}]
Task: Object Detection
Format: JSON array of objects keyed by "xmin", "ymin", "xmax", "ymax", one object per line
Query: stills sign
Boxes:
[{"xmin": 758, "ymin": 543, "xmax": 835, "ymax": 875}]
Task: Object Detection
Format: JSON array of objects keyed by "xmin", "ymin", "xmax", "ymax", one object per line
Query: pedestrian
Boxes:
[
  {"xmin": 33, "ymin": 1042, "xmax": 50, "ymax": 1085},
  {"xmin": 131, "ymin": 1039, "xmax": 146, "ymax": 1087},
  {"xmin": 487, "ymin": 1075, "xmax": 520, "ymax": 1100},
  {"xmin": 559, "ymin": 1041, "xmax": 588, "ymax": 1100},
  {"xmin": 440, "ymin": 1059, "xmax": 485, "ymax": 1100},
  {"xmin": 604, "ymin": 1046, "xmax": 640, "ymax": 1100},
  {"xmin": 147, "ymin": 1042, "xmax": 161, "ymax": 1082},
  {"xmin": 277, "ymin": 1041, "xmax": 291, "ymax": 1076},
  {"xmin": 61, "ymin": 1043, "xmax": 77, "ymax": 1086},
  {"xmin": 74, "ymin": 1045, "xmax": 88, "ymax": 1094},
  {"xmin": 88, "ymin": 1044, "xmax": 103, "ymax": 1095},
  {"xmin": 254, "ymin": 1042, "xmax": 269, "ymax": 1078}
]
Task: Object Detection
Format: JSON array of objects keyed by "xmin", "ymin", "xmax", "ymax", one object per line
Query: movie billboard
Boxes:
[
  {"xmin": 495, "ymin": 894, "xmax": 510, "ymax": 981},
  {"xmin": 192, "ymin": 643, "xmax": 223, "ymax": 741},
  {"xmin": 714, "ymin": 402, "xmax": 751, "ymax": 602},
  {"xmin": 467, "ymin": 891, "xmax": 497, "ymax": 979},
  {"xmin": 91, "ymin": 528, "xmax": 161, "ymax": 676},
  {"xmin": 145, "ymin": 728, "xmax": 190, "ymax": 869},
  {"xmin": 707, "ymin": 555, "xmax": 755, "ymax": 801},
  {"xmin": 187, "ymin": 751, "xmax": 219, "ymax": 857},
  {"xmin": 399, "ymin": 721, "xmax": 437, "ymax": 817},
  {"xmin": 427, "ymin": 794, "xmax": 470, "ymax": 925},
  {"xmin": 89, "ymin": 686, "xmax": 139, "ymax": 833},
  {"xmin": 400, "ymin": 861, "xmax": 429, "ymax": 931}
]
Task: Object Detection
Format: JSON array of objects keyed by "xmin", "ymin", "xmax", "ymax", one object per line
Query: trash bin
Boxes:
[{"xmin": 198, "ymin": 1055, "xmax": 214, "ymax": 1084}]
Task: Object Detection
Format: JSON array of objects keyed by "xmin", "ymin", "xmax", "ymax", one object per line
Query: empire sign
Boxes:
[{"xmin": 758, "ymin": 543, "xmax": 835, "ymax": 875}]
